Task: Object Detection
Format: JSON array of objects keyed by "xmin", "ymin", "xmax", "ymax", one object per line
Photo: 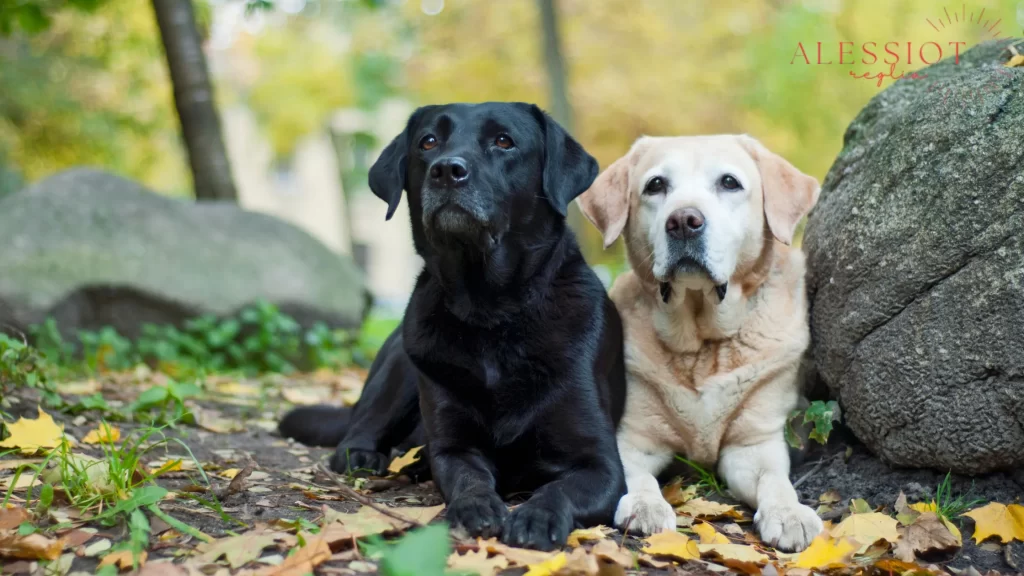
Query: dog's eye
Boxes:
[
  {"xmin": 495, "ymin": 134, "xmax": 515, "ymax": 149},
  {"xmin": 720, "ymin": 174, "xmax": 742, "ymax": 191},
  {"xmin": 644, "ymin": 177, "xmax": 667, "ymax": 195},
  {"xmin": 419, "ymin": 135, "xmax": 438, "ymax": 151}
]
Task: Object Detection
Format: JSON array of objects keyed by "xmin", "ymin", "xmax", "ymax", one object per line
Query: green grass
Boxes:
[
  {"xmin": 674, "ymin": 455, "xmax": 726, "ymax": 496},
  {"xmin": 931, "ymin": 471, "xmax": 984, "ymax": 523}
]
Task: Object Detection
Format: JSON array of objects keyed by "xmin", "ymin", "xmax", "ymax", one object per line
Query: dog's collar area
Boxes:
[{"xmin": 659, "ymin": 281, "xmax": 728, "ymax": 304}]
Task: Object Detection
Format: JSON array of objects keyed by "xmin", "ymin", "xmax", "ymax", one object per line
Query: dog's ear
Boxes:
[
  {"xmin": 577, "ymin": 154, "xmax": 631, "ymax": 248},
  {"xmin": 739, "ymin": 135, "xmax": 820, "ymax": 245},
  {"xmin": 368, "ymin": 107, "xmax": 427, "ymax": 220},
  {"xmin": 529, "ymin": 105, "xmax": 600, "ymax": 217}
]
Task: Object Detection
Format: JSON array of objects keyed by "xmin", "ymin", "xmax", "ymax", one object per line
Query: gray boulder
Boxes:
[
  {"xmin": 0, "ymin": 169, "xmax": 369, "ymax": 339},
  {"xmin": 805, "ymin": 40, "xmax": 1024, "ymax": 474}
]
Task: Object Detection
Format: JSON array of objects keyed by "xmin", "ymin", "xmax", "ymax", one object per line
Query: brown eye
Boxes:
[
  {"xmin": 720, "ymin": 174, "xmax": 742, "ymax": 191},
  {"xmin": 420, "ymin": 135, "xmax": 438, "ymax": 151},
  {"xmin": 495, "ymin": 134, "xmax": 515, "ymax": 149},
  {"xmin": 644, "ymin": 176, "xmax": 667, "ymax": 195}
]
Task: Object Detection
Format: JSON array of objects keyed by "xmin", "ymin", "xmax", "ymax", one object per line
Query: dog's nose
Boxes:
[
  {"xmin": 429, "ymin": 157, "xmax": 470, "ymax": 187},
  {"xmin": 666, "ymin": 208, "xmax": 705, "ymax": 239}
]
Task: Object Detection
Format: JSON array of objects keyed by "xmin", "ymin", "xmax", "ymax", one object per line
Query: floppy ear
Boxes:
[
  {"xmin": 530, "ymin": 105, "xmax": 600, "ymax": 217},
  {"xmin": 739, "ymin": 135, "xmax": 820, "ymax": 245},
  {"xmin": 577, "ymin": 155, "xmax": 630, "ymax": 248},
  {"xmin": 368, "ymin": 107, "xmax": 427, "ymax": 221}
]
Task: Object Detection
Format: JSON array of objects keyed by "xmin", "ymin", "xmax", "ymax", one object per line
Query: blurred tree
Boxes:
[
  {"xmin": 152, "ymin": 0, "xmax": 237, "ymax": 201},
  {"xmin": 537, "ymin": 0, "xmax": 573, "ymax": 132}
]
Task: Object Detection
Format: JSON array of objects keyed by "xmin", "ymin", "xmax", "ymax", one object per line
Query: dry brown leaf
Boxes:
[
  {"xmin": 0, "ymin": 529, "xmax": 64, "ymax": 560},
  {"xmin": 0, "ymin": 408, "xmax": 64, "ymax": 454},
  {"xmin": 195, "ymin": 530, "xmax": 292, "ymax": 568},
  {"xmin": 692, "ymin": 521, "xmax": 730, "ymax": 544},
  {"xmin": 662, "ymin": 480, "xmax": 699, "ymax": 506},
  {"xmin": 0, "ymin": 506, "xmax": 31, "ymax": 530},
  {"xmin": 641, "ymin": 530, "xmax": 700, "ymax": 560},
  {"xmin": 255, "ymin": 536, "xmax": 331, "ymax": 576},
  {"xmin": 789, "ymin": 535, "xmax": 856, "ymax": 569},
  {"xmin": 387, "ymin": 446, "xmax": 424, "ymax": 474},
  {"xmin": 893, "ymin": 512, "xmax": 961, "ymax": 562},
  {"xmin": 590, "ymin": 539, "xmax": 634, "ymax": 567},
  {"xmin": 830, "ymin": 511, "xmax": 900, "ymax": 547},
  {"xmin": 98, "ymin": 549, "xmax": 146, "ymax": 569},
  {"xmin": 447, "ymin": 548, "xmax": 509, "ymax": 576},
  {"xmin": 964, "ymin": 502, "xmax": 1024, "ymax": 544}
]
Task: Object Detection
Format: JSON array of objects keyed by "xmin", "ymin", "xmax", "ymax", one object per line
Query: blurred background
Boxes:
[{"xmin": 1, "ymin": 0, "xmax": 1021, "ymax": 339}]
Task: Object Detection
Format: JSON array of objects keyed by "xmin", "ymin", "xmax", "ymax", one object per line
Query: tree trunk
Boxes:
[
  {"xmin": 537, "ymin": 0, "xmax": 573, "ymax": 133},
  {"xmin": 151, "ymin": 0, "xmax": 237, "ymax": 201}
]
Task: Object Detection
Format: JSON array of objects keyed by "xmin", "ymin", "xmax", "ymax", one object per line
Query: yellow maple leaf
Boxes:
[
  {"xmin": 698, "ymin": 542, "xmax": 770, "ymax": 564},
  {"xmin": 678, "ymin": 498, "xmax": 743, "ymax": 519},
  {"xmin": 1005, "ymin": 54, "xmax": 1024, "ymax": 68},
  {"xmin": 830, "ymin": 511, "xmax": 900, "ymax": 546},
  {"xmin": 82, "ymin": 424, "xmax": 120, "ymax": 445},
  {"xmin": 0, "ymin": 408, "xmax": 64, "ymax": 454},
  {"xmin": 523, "ymin": 551, "xmax": 567, "ymax": 576},
  {"xmin": 692, "ymin": 521, "xmax": 730, "ymax": 544},
  {"xmin": 790, "ymin": 535, "xmax": 857, "ymax": 569},
  {"xmin": 387, "ymin": 445, "xmax": 424, "ymax": 474},
  {"xmin": 642, "ymin": 530, "xmax": 701, "ymax": 560},
  {"xmin": 909, "ymin": 501, "xmax": 937, "ymax": 514},
  {"xmin": 448, "ymin": 549, "xmax": 510, "ymax": 576},
  {"xmin": 964, "ymin": 502, "xmax": 1024, "ymax": 544},
  {"xmin": 566, "ymin": 525, "xmax": 611, "ymax": 547}
]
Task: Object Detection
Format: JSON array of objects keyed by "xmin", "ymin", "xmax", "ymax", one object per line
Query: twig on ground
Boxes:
[
  {"xmin": 620, "ymin": 514, "xmax": 635, "ymax": 547},
  {"xmin": 792, "ymin": 458, "xmax": 826, "ymax": 489},
  {"xmin": 363, "ymin": 477, "xmax": 411, "ymax": 493},
  {"xmin": 315, "ymin": 463, "xmax": 423, "ymax": 528}
]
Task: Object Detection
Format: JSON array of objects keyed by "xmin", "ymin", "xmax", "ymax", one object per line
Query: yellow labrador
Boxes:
[{"xmin": 578, "ymin": 135, "xmax": 823, "ymax": 552}]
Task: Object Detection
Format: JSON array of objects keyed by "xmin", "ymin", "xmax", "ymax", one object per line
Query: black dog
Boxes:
[{"xmin": 280, "ymin": 102, "xmax": 626, "ymax": 550}]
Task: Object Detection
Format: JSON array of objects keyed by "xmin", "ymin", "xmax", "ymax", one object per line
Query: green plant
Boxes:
[
  {"xmin": 127, "ymin": 380, "xmax": 202, "ymax": 425},
  {"xmin": 0, "ymin": 333, "xmax": 59, "ymax": 411},
  {"xmin": 362, "ymin": 523, "xmax": 451, "ymax": 576},
  {"xmin": 29, "ymin": 318, "xmax": 74, "ymax": 367},
  {"xmin": 78, "ymin": 326, "xmax": 136, "ymax": 372},
  {"xmin": 785, "ymin": 400, "xmax": 841, "ymax": 450},
  {"xmin": 305, "ymin": 322, "xmax": 355, "ymax": 369},
  {"xmin": 674, "ymin": 456, "xmax": 726, "ymax": 495},
  {"xmin": 929, "ymin": 472, "xmax": 984, "ymax": 523}
]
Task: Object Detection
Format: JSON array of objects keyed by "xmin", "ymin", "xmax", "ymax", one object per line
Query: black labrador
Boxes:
[{"xmin": 279, "ymin": 102, "xmax": 626, "ymax": 550}]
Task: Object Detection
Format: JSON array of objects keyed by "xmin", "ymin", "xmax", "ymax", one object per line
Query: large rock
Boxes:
[
  {"xmin": 805, "ymin": 40, "xmax": 1024, "ymax": 474},
  {"xmin": 0, "ymin": 169, "xmax": 369, "ymax": 338}
]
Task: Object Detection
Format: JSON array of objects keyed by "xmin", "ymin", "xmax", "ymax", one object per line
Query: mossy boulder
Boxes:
[
  {"xmin": 804, "ymin": 40, "xmax": 1024, "ymax": 474},
  {"xmin": 0, "ymin": 169, "xmax": 369, "ymax": 339}
]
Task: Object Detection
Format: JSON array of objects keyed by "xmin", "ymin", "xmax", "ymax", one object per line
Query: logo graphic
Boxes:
[{"xmin": 925, "ymin": 4, "xmax": 1004, "ymax": 38}]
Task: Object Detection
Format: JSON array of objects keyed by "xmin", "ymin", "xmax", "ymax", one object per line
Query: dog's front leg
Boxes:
[
  {"xmin": 432, "ymin": 446, "xmax": 508, "ymax": 539},
  {"xmin": 718, "ymin": 437, "xmax": 823, "ymax": 552},
  {"xmin": 613, "ymin": 434, "xmax": 676, "ymax": 534}
]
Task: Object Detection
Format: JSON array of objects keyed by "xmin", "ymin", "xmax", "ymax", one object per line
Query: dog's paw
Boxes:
[
  {"xmin": 446, "ymin": 490, "xmax": 508, "ymax": 539},
  {"xmin": 329, "ymin": 447, "xmax": 389, "ymax": 476},
  {"xmin": 754, "ymin": 502, "xmax": 823, "ymax": 552},
  {"xmin": 501, "ymin": 499, "xmax": 573, "ymax": 551},
  {"xmin": 614, "ymin": 492, "xmax": 676, "ymax": 535}
]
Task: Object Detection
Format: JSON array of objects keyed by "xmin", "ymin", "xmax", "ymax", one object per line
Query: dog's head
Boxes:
[
  {"xmin": 578, "ymin": 135, "xmax": 819, "ymax": 294},
  {"xmin": 368, "ymin": 102, "xmax": 598, "ymax": 257}
]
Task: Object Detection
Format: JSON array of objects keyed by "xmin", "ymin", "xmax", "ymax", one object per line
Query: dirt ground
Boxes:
[{"xmin": 2, "ymin": 381, "xmax": 1023, "ymax": 575}]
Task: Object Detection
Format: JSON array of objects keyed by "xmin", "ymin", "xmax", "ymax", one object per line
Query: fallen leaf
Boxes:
[
  {"xmin": 476, "ymin": 537, "xmax": 557, "ymax": 566},
  {"xmin": 82, "ymin": 425, "xmax": 120, "ymax": 445},
  {"xmin": 567, "ymin": 525, "xmax": 612, "ymax": 547},
  {"xmin": 281, "ymin": 387, "xmax": 328, "ymax": 405},
  {"xmin": 387, "ymin": 446, "xmax": 424, "ymax": 474},
  {"xmin": 819, "ymin": 490, "xmax": 841, "ymax": 504},
  {"xmin": 849, "ymin": 498, "xmax": 873, "ymax": 514},
  {"xmin": 662, "ymin": 479, "xmax": 699, "ymax": 506},
  {"xmin": 642, "ymin": 530, "xmax": 700, "ymax": 561},
  {"xmin": 874, "ymin": 558, "xmax": 936, "ymax": 574},
  {"xmin": 909, "ymin": 501, "xmax": 937, "ymax": 514},
  {"xmin": 678, "ymin": 498, "xmax": 743, "ymax": 520},
  {"xmin": 591, "ymin": 539, "xmax": 634, "ymax": 567},
  {"xmin": 692, "ymin": 521, "xmax": 730, "ymax": 544},
  {"xmin": 195, "ymin": 530, "xmax": 291, "ymax": 568},
  {"xmin": 0, "ymin": 529, "xmax": 64, "ymax": 560},
  {"xmin": 83, "ymin": 538, "xmax": 112, "ymax": 557},
  {"xmin": 830, "ymin": 511, "xmax": 900, "ymax": 547},
  {"xmin": 98, "ymin": 549, "xmax": 146, "ymax": 569},
  {"xmin": 1006, "ymin": 54, "xmax": 1024, "ymax": 67},
  {"xmin": 964, "ymin": 502, "xmax": 1024, "ymax": 544},
  {"xmin": 523, "ymin": 551, "xmax": 567, "ymax": 576},
  {"xmin": 255, "ymin": 536, "xmax": 331, "ymax": 576},
  {"xmin": 895, "ymin": 492, "xmax": 920, "ymax": 526},
  {"xmin": 56, "ymin": 380, "xmax": 102, "ymax": 395},
  {"xmin": 0, "ymin": 408, "xmax": 64, "ymax": 454},
  {"xmin": 448, "ymin": 549, "xmax": 510, "ymax": 576},
  {"xmin": 892, "ymin": 512, "xmax": 960, "ymax": 562},
  {"xmin": 790, "ymin": 535, "xmax": 857, "ymax": 569},
  {"xmin": 698, "ymin": 542, "xmax": 770, "ymax": 574},
  {"xmin": 0, "ymin": 506, "xmax": 31, "ymax": 530}
]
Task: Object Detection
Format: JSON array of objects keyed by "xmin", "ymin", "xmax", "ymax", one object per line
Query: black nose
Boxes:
[
  {"xmin": 666, "ymin": 208, "xmax": 705, "ymax": 239},
  {"xmin": 429, "ymin": 157, "xmax": 470, "ymax": 187}
]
